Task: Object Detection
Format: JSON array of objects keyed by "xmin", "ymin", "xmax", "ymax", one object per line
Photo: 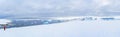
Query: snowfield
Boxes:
[{"xmin": 0, "ymin": 20, "xmax": 120, "ymax": 37}]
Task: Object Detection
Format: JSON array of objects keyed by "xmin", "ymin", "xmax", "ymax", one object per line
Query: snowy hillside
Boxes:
[{"xmin": 0, "ymin": 20, "xmax": 120, "ymax": 37}]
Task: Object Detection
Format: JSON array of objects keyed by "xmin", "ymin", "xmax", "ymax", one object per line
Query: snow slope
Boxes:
[{"xmin": 0, "ymin": 20, "xmax": 120, "ymax": 37}]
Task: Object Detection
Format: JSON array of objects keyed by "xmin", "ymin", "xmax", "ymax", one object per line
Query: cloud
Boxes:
[{"xmin": 0, "ymin": 0, "xmax": 120, "ymax": 18}]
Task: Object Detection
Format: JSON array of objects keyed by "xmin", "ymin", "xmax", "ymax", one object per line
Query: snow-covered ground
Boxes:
[{"xmin": 0, "ymin": 20, "xmax": 120, "ymax": 37}]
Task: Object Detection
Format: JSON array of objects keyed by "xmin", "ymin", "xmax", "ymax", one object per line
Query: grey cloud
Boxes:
[{"xmin": 0, "ymin": 0, "xmax": 120, "ymax": 18}]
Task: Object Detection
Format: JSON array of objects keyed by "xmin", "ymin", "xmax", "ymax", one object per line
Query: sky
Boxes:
[{"xmin": 0, "ymin": 0, "xmax": 120, "ymax": 18}]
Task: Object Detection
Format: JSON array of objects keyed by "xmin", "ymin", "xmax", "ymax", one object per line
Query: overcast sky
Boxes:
[{"xmin": 0, "ymin": 0, "xmax": 120, "ymax": 18}]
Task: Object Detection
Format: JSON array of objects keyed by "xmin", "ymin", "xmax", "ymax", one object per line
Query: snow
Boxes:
[
  {"xmin": 0, "ymin": 19, "xmax": 11, "ymax": 24},
  {"xmin": 0, "ymin": 20, "xmax": 120, "ymax": 37}
]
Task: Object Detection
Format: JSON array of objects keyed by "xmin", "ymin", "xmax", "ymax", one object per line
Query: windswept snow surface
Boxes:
[{"xmin": 0, "ymin": 20, "xmax": 120, "ymax": 37}]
